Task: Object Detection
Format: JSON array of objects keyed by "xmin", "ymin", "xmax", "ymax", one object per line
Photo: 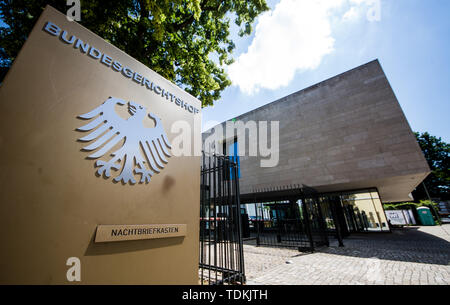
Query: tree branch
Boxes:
[{"xmin": 172, "ymin": 0, "xmax": 221, "ymax": 32}]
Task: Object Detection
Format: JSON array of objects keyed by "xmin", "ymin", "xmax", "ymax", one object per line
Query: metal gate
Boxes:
[
  {"xmin": 199, "ymin": 153, "xmax": 245, "ymax": 285},
  {"xmin": 240, "ymin": 186, "xmax": 344, "ymax": 252},
  {"xmin": 250, "ymin": 196, "xmax": 329, "ymax": 252}
]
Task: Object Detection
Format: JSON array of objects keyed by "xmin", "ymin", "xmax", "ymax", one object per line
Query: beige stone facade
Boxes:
[{"xmin": 203, "ymin": 60, "xmax": 430, "ymax": 203}]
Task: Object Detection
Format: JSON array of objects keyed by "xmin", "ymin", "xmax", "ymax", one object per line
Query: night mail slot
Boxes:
[{"xmin": 95, "ymin": 224, "xmax": 187, "ymax": 242}]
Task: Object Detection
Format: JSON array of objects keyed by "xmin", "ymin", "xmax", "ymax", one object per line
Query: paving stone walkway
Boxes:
[{"xmin": 245, "ymin": 225, "xmax": 450, "ymax": 285}]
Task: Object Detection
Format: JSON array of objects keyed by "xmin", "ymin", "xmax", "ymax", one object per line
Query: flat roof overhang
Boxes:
[
  {"xmin": 240, "ymin": 185, "xmax": 317, "ymax": 204},
  {"xmin": 239, "ymin": 171, "xmax": 431, "ymax": 204}
]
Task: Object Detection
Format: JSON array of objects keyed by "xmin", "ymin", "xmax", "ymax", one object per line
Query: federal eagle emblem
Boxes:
[{"xmin": 76, "ymin": 97, "xmax": 171, "ymax": 184}]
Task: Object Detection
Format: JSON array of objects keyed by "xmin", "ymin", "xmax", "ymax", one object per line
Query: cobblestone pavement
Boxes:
[{"xmin": 245, "ymin": 225, "xmax": 450, "ymax": 285}]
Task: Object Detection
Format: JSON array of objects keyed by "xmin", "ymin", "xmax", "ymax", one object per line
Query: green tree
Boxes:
[
  {"xmin": 0, "ymin": 0, "xmax": 269, "ymax": 107},
  {"xmin": 413, "ymin": 132, "xmax": 450, "ymax": 200}
]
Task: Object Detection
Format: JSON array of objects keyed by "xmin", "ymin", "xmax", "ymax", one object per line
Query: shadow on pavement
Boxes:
[{"xmin": 320, "ymin": 226, "xmax": 450, "ymax": 265}]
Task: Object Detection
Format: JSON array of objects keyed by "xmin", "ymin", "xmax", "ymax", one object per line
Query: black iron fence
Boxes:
[
  {"xmin": 199, "ymin": 153, "xmax": 245, "ymax": 285},
  {"xmin": 239, "ymin": 186, "xmax": 348, "ymax": 252},
  {"xmin": 251, "ymin": 200, "xmax": 312, "ymax": 251},
  {"xmin": 247, "ymin": 196, "xmax": 330, "ymax": 252},
  {"xmin": 198, "ymin": 158, "xmax": 352, "ymax": 283}
]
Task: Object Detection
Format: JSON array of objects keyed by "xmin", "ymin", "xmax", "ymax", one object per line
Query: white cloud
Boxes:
[
  {"xmin": 343, "ymin": 6, "xmax": 359, "ymax": 21},
  {"xmin": 228, "ymin": 0, "xmax": 372, "ymax": 95},
  {"xmin": 349, "ymin": 0, "xmax": 367, "ymax": 4},
  {"xmin": 348, "ymin": 0, "xmax": 381, "ymax": 22}
]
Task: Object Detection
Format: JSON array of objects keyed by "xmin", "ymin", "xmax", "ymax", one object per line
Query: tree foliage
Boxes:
[
  {"xmin": 413, "ymin": 132, "xmax": 450, "ymax": 200},
  {"xmin": 383, "ymin": 200, "xmax": 442, "ymax": 224},
  {"xmin": 0, "ymin": 0, "xmax": 269, "ymax": 106},
  {"xmin": 383, "ymin": 200, "xmax": 439, "ymax": 211}
]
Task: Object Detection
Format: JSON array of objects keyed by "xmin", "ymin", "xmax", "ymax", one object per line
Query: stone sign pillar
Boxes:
[{"xmin": 0, "ymin": 6, "xmax": 201, "ymax": 284}]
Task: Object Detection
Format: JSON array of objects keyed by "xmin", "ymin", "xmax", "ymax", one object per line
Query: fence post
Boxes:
[
  {"xmin": 315, "ymin": 196, "xmax": 330, "ymax": 247},
  {"xmin": 330, "ymin": 196, "xmax": 345, "ymax": 247},
  {"xmin": 254, "ymin": 200, "xmax": 260, "ymax": 246},
  {"xmin": 232, "ymin": 160, "xmax": 245, "ymax": 284},
  {"xmin": 301, "ymin": 199, "xmax": 315, "ymax": 252}
]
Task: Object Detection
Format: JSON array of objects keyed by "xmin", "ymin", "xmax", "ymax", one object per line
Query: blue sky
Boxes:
[
  {"xmin": 1, "ymin": 1, "xmax": 448, "ymax": 141},
  {"xmin": 202, "ymin": 0, "xmax": 450, "ymax": 143}
]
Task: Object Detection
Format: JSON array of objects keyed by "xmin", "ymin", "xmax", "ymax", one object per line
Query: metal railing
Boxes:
[
  {"xmin": 199, "ymin": 152, "xmax": 245, "ymax": 285},
  {"xmin": 249, "ymin": 197, "xmax": 329, "ymax": 252}
]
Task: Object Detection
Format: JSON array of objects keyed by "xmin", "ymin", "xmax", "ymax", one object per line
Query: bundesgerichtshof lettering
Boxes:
[
  {"xmin": 111, "ymin": 226, "xmax": 179, "ymax": 237},
  {"xmin": 42, "ymin": 21, "xmax": 199, "ymax": 115}
]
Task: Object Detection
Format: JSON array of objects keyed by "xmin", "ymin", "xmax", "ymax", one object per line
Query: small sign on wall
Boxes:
[
  {"xmin": 95, "ymin": 224, "xmax": 187, "ymax": 243},
  {"xmin": 385, "ymin": 210, "xmax": 408, "ymax": 226}
]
